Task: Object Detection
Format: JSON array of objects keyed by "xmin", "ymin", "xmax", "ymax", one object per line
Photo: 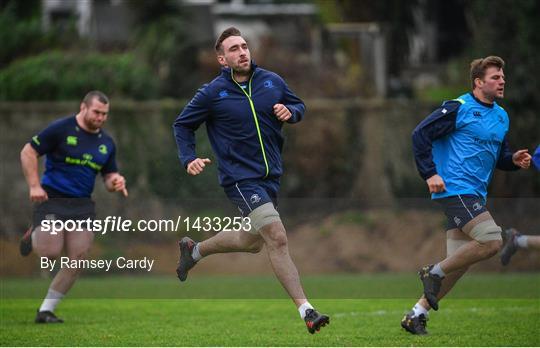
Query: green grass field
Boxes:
[{"xmin": 1, "ymin": 273, "xmax": 539, "ymax": 346}]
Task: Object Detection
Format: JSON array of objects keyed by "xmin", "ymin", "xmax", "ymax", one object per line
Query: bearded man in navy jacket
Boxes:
[{"xmin": 173, "ymin": 27, "xmax": 329, "ymax": 334}]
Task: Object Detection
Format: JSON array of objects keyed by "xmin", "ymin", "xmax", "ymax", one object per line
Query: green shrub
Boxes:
[
  {"xmin": 1, "ymin": 2, "xmax": 48, "ymax": 67},
  {"xmin": 0, "ymin": 51, "xmax": 159, "ymax": 100}
]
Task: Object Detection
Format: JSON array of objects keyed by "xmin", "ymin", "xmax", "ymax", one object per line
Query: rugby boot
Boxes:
[
  {"xmin": 304, "ymin": 309, "xmax": 330, "ymax": 334},
  {"xmin": 401, "ymin": 310, "xmax": 428, "ymax": 335},
  {"xmin": 419, "ymin": 265, "xmax": 443, "ymax": 311},
  {"xmin": 176, "ymin": 237, "xmax": 198, "ymax": 282},
  {"xmin": 35, "ymin": 310, "xmax": 64, "ymax": 323},
  {"xmin": 501, "ymin": 228, "xmax": 520, "ymax": 266},
  {"xmin": 19, "ymin": 226, "xmax": 33, "ymax": 256}
]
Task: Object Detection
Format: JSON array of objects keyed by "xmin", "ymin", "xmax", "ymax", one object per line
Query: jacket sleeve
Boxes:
[
  {"xmin": 279, "ymin": 78, "xmax": 305, "ymax": 124},
  {"xmin": 496, "ymin": 136, "xmax": 520, "ymax": 171},
  {"xmin": 411, "ymin": 101, "xmax": 461, "ymax": 180},
  {"xmin": 173, "ymin": 85, "xmax": 212, "ymax": 168},
  {"xmin": 533, "ymin": 145, "xmax": 540, "ymax": 171}
]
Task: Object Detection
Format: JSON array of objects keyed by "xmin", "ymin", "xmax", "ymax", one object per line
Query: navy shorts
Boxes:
[
  {"xmin": 435, "ymin": 194, "xmax": 488, "ymax": 230},
  {"xmin": 224, "ymin": 179, "xmax": 279, "ymax": 217},
  {"xmin": 33, "ymin": 186, "xmax": 95, "ymax": 227}
]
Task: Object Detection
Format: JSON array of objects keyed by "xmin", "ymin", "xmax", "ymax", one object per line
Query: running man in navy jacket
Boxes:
[{"xmin": 173, "ymin": 27, "xmax": 329, "ymax": 334}]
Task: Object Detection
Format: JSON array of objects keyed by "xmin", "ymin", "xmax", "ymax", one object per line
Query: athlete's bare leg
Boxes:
[
  {"xmin": 49, "ymin": 230, "xmax": 94, "ymax": 294},
  {"xmin": 198, "ymin": 229, "xmax": 263, "ymax": 255},
  {"xmin": 439, "ymin": 212, "xmax": 502, "ymax": 273},
  {"xmin": 258, "ymin": 221, "xmax": 307, "ymax": 307}
]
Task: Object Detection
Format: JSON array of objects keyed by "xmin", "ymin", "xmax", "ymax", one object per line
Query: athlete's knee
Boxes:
[
  {"xmin": 247, "ymin": 203, "xmax": 287, "ymax": 249},
  {"xmin": 247, "ymin": 239, "xmax": 264, "ymax": 254},
  {"xmin": 38, "ymin": 250, "xmax": 62, "ymax": 259},
  {"xmin": 267, "ymin": 231, "xmax": 288, "ymax": 250},
  {"xmin": 484, "ymin": 239, "xmax": 502, "ymax": 257},
  {"xmin": 65, "ymin": 231, "xmax": 94, "ymax": 260},
  {"xmin": 262, "ymin": 225, "xmax": 288, "ymax": 250},
  {"xmin": 471, "ymin": 239, "xmax": 501, "ymax": 260},
  {"xmin": 35, "ymin": 243, "xmax": 63, "ymax": 259},
  {"xmin": 32, "ymin": 228, "xmax": 63, "ymax": 258},
  {"xmin": 63, "ymin": 252, "xmax": 89, "ymax": 276},
  {"xmin": 464, "ymin": 219, "xmax": 502, "ymax": 259},
  {"xmin": 67, "ymin": 247, "xmax": 91, "ymax": 262}
]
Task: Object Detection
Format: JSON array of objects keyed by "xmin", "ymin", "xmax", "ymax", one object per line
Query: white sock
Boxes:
[
  {"xmin": 298, "ymin": 301, "xmax": 314, "ymax": 319},
  {"xmin": 516, "ymin": 235, "xmax": 528, "ymax": 249},
  {"xmin": 191, "ymin": 243, "xmax": 202, "ymax": 261},
  {"xmin": 430, "ymin": 263, "xmax": 446, "ymax": 278},
  {"xmin": 39, "ymin": 288, "xmax": 64, "ymax": 313},
  {"xmin": 412, "ymin": 302, "xmax": 429, "ymax": 317}
]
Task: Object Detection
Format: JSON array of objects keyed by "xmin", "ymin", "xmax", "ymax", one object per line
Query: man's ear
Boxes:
[
  {"xmin": 474, "ymin": 77, "xmax": 483, "ymax": 89},
  {"xmin": 217, "ymin": 55, "xmax": 227, "ymax": 67},
  {"xmin": 80, "ymin": 102, "xmax": 86, "ymax": 113}
]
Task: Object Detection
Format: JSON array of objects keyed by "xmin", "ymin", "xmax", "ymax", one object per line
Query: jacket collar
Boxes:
[{"xmin": 220, "ymin": 61, "xmax": 258, "ymax": 81}]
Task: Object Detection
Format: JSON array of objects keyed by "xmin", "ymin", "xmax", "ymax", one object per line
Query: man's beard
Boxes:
[
  {"xmin": 234, "ymin": 66, "xmax": 251, "ymax": 75},
  {"xmin": 84, "ymin": 117, "xmax": 102, "ymax": 131}
]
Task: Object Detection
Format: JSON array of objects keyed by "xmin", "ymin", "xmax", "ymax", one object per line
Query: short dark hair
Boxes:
[
  {"xmin": 470, "ymin": 56, "xmax": 505, "ymax": 89},
  {"xmin": 215, "ymin": 27, "xmax": 242, "ymax": 53},
  {"xmin": 82, "ymin": 90, "xmax": 109, "ymax": 106}
]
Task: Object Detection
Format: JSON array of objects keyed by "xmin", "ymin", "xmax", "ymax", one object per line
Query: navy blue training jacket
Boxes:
[{"xmin": 173, "ymin": 63, "xmax": 305, "ymax": 187}]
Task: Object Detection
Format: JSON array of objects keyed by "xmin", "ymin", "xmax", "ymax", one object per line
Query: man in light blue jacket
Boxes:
[{"xmin": 403, "ymin": 56, "xmax": 531, "ymax": 335}]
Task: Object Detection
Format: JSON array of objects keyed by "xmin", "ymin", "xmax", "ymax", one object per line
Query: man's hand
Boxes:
[
  {"xmin": 426, "ymin": 174, "xmax": 446, "ymax": 194},
  {"xmin": 273, "ymin": 104, "xmax": 291, "ymax": 122},
  {"xmin": 105, "ymin": 173, "xmax": 128, "ymax": 197},
  {"xmin": 29, "ymin": 185, "xmax": 48, "ymax": 203},
  {"xmin": 512, "ymin": 149, "xmax": 531, "ymax": 169},
  {"xmin": 187, "ymin": 158, "xmax": 212, "ymax": 176}
]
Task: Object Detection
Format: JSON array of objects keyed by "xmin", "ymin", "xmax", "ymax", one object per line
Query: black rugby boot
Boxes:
[
  {"xmin": 419, "ymin": 265, "xmax": 443, "ymax": 311},
  {"xmin": 304, "ymin": 309, "xmax": 330, "ymax": 334},
  {"xmin": 176, "ymin": 237, "xmax": 198, "ymax": 282},
  {"xmin": 401, "ymin": 310, "xmax": 428, "ymax": 335}
]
